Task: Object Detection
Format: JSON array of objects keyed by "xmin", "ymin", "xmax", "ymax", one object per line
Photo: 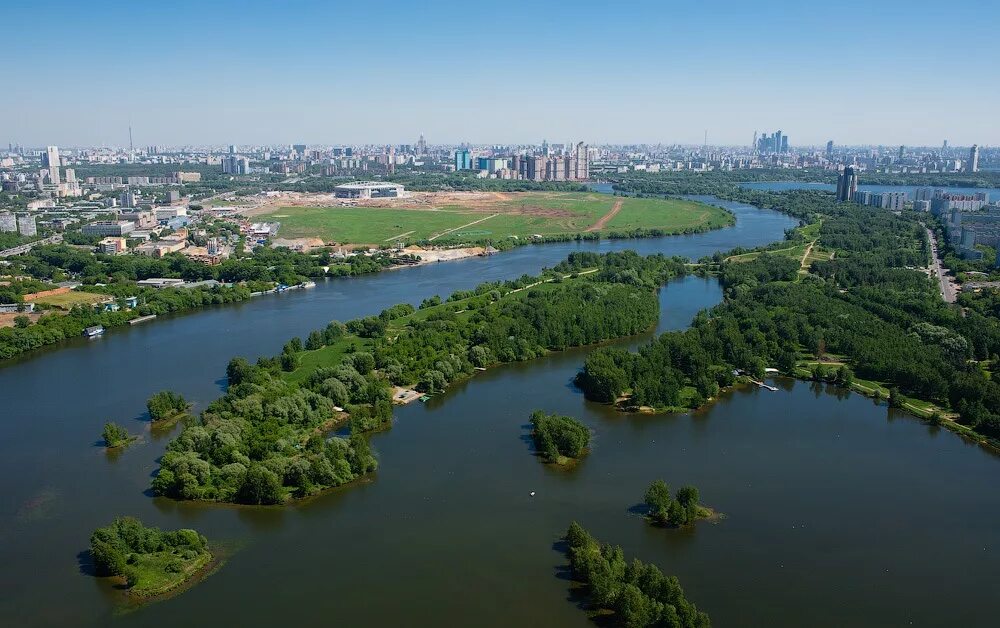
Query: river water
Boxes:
[{"xmin": 2, "ymin": 198, "xmax": 999, "ymax": 627}]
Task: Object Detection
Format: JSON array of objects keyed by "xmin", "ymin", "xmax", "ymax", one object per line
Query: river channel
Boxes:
[{"xmin": 2, "ymin": 197, "xmax": 998, "ymax": 627}]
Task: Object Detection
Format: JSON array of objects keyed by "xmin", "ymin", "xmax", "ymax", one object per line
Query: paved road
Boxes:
[
  {"xmin": 0, "ymin": 234, "xmax": 62, "ymax": 258},
  {"xmin": 925, "ymin": 227, "xmax": 957, "ymax": 303}
]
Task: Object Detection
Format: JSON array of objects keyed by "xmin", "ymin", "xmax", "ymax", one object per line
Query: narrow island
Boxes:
[
  {"xmin": 151, "ymin": 251, "xmax": 687, "ymax": 505},
  {"xmin": 529, "ymin": 410, "xmax": 590, "ymax": 465},
  {"xmin": 642, "ymin": 480, "xmax": 715, "ymax": 527},
  {"xmin": 563, "ymin": 522, "xmax": 711, "ymax": 627},
  {"xmin": 146, "ymin": 390, "xmax": 191, "ymax": 427},
  {"xmin": 102, "ymin": 422, "xmax": 136, "ymax": 449},
  {"xmin": 89, "ymin": 517, "xmax": 213, "ymax": 600}
]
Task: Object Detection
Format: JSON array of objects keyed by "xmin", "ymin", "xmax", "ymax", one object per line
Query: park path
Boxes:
[
  {"xmin": 586, "ymin": 199, "xmax": 624, "ymax": 232},
  {"xmin": 428, "ymin": 213, "xmax": 499, "ymax": 242},
  {"xmin": 384, "ymin": 230, "xmax": 415, "ymax": 242}
]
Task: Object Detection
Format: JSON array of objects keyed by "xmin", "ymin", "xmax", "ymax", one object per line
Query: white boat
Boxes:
[{"xmin": 83, "ymin": 325, "xmax": 105, "ymax": 338}]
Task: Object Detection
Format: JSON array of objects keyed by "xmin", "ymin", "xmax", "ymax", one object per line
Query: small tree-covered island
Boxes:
[
  {"xmin": 529, "ymin": 410, "xmax": 591, "ymax": 465},
  {"xmin": 89, "ymin": 517, "xmax": 213, "ymax": 600},
  {"xmin": 102, "ymin": 422, "xmax": 136, "ymax": 449},
  {"xmin": 147, "ymin": 391, "xmax": 191, "ymax": 425},
  {"xmin": 564, "ymin": 522, "xmax": 711, "ymax": 627},
  {"xmin": 152, "ymin": 252, "xmax": 688, "ymax": 504},
  {"xmin": 643, "ymin": 480, "xmax": 715, "ymax": 527}
]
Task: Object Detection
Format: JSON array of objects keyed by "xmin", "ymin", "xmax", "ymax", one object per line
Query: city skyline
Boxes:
[{"xmin": 4, "ymin": 0, "xmax": 998, "ymax": 147}]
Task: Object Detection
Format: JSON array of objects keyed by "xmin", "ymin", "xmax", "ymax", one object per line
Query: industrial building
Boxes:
[{"xmin": 333, "ymin": 181, "xmax": 405, "ymax": 199}]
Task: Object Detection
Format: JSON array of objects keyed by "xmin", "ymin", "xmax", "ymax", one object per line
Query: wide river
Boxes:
[{"xmin": 2, "ymin": 197, "xmax": 999, "ymax": 627}]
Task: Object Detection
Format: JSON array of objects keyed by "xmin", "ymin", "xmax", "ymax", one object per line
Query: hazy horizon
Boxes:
[{"xmin": 6, "ymin": 0, "xmax": 997, "ymax": 147}]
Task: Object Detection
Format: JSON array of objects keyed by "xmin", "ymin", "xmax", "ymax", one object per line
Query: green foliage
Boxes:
[
  {"xmin": 102, "ymin": 422, "xmax": 132, "ymax": 448},
  {"xmin": 564, "ymin": 522, "xmax": 711, "ymax": 627},
  {"xmin": 89, "ymin": 517, "xmax": 209, "ymax": 594},
  {"xmin": 644, "ymin": 481, "xmax": 703, "ymax": 527},
  {"xmin": 529, "ymin": 410, "xmax": 590, "ymax": 462},
  {"xmin": 154, "ymin": 251, "xmax": 684, "ymax": 504},
  {"xmin": 147, "ymin": 391, "xmax": 189, "ymax": 421}
]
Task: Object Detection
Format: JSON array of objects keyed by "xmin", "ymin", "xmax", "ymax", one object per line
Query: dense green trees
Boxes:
[
  {"xmin": 0, "ymin": 282, "xmax": 261, "ymax": 361},
  {"xmin": 529, "ymin": 410, "xmax": 590, "ymax": 463},
  {"xmin": 147, "ymin": 391, "xmax": 189, "ymax": 421},
  {"xmin": 564, "ymin": 522, "xmax": 711, "ymax": 627},
  {"xmin": 89, "ymin": 517, "xmax": 209, "ymax": 593},
  {"xmin": 644, "ymin": 480, "xmax": 704, "ymax": 527},
  {"xmin": 573, "ymin": 183, "xmax": 1000, "ymax": 444},
  {"xmin": 102, "ymin": 422, "xmax": 132, "ymax": 448},
  {"xmin": 155, "ymin": 251, "xmax": 685, "ymax": 505}
]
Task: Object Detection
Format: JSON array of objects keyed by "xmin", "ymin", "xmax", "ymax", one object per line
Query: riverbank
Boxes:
[{"xmin": 0, "ymin": 193, "xmax": 813, "ymax": 626}]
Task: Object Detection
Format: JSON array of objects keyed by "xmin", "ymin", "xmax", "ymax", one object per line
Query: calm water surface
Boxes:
[{"xmin": 3, "ymin": 199, "xmax": 998, "ymax": 626}]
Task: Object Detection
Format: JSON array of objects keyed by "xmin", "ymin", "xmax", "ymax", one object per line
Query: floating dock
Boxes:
[{"xmin": 128, "ymin": 314, "xmax": 157, "ymax": 325}]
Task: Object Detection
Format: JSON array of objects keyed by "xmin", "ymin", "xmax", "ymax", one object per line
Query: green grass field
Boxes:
[
  {"xmin": 605, "ymin": 197, "xmax": 733, "ymax": 232},
  {"xmin": 266, "ymin": 192, "xmax": 731, "ymax": 245},
  {"xmin": 32, "ymin": 291, "xmax": 108, "ymax": 310}
]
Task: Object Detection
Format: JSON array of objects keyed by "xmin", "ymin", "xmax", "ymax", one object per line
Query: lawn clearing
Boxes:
[{"xmin": 263, "ymin": 192, "xmax": 731, "ymax": 245}]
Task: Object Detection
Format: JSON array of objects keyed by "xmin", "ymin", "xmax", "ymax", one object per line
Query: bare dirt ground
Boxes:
[
  {"xmin": 270, "ymin": 237, "xmax": 326, "ymax": 252},
  {"xmin": 242, "ymin": 191, "xmax": 577, "ymax": 219},
  {"xmin": 403, "ymin": 246, "xmax": 486, "ymax": 263},
  {"xmin": 0, "ymin": 311, "xmax": 44, "ymax": 328},
  {"xmin": 586, "ymin": 199, "xmax": 624, "ymax": 232}
]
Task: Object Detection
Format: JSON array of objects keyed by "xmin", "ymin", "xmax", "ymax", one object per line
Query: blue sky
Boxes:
[{"xmin": 4, "ymin": 0, "xmax": 997, "ymax": 147}]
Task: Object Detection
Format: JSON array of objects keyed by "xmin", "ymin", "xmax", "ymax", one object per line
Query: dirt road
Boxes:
[{"xmin": 586, "ymin": 199, "xmax": 624, "ymax": 232}]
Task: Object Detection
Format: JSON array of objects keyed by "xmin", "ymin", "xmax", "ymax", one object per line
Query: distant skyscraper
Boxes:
[
  {"xmin": 898, "ymin": 145, "xmax": 905, "ymax": 160},
  {"xmin": 44, "ymin": 146, "xmax": 61, "ymax": 185},
  {"xmin": 574, "ymin": 142, "xmax": 589, "ymax": 180},
  {"xmin": 221, "ymin": 155, "xmax": 250, "ymax": 175},
  {"xmin": 454, "ymin": 149, "xmax": 471, "ymax": 171},
  {"xmin": 968, "ymin": 144, "xmax": 980, "ymax": 173},
  {"xmin": 229, "ymin": 144, "xmax": 237, "ymax": 154},
  {"xmin": 943, "ymin": 140, "xmax": 948, "ymax": 150},
  {"xmin": 416, "ymin": 133, "xmax": 427, "ymax": 155},
  {"xmin": 836, "ymin": 166, "xmax": 859, "ymax": 202},
  {"xmin": 780, "ymin": 135, "xmax": 788, "ymax": 153},
  {"xmin": 826, "ymin": 140, "xmax": 834, "ymax": 158}
]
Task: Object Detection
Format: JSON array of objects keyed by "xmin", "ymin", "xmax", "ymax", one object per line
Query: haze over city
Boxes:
[{"xmin": 5, "ymin": 0, "xmax": 997, "ymax": 147}]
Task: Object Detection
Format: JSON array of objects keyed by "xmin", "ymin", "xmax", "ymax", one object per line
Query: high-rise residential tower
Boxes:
[
  {"xmin": 968, "ymin": 144, "xmax": 980, "ymax": 173},
  {"xmin": 836, "ymin": 166, "xmax": 859, "ymax": 202},
  {"xmin": 573, "ymin": 142, "xmax": 589, "ymax": 180},
  {"xmin": 44, "ymin": 146, "xmax": 61, "ymax": 185}
]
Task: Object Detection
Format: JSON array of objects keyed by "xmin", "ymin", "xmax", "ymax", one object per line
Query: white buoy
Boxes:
[{"xmin": 529, "ymin": 491, "xmax": 536, "ymax": 497}]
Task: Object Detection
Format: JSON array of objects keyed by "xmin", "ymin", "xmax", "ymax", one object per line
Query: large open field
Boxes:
[{"xmin": 260, "ymin": 192, "xmax": 732, "ymax": 246}]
